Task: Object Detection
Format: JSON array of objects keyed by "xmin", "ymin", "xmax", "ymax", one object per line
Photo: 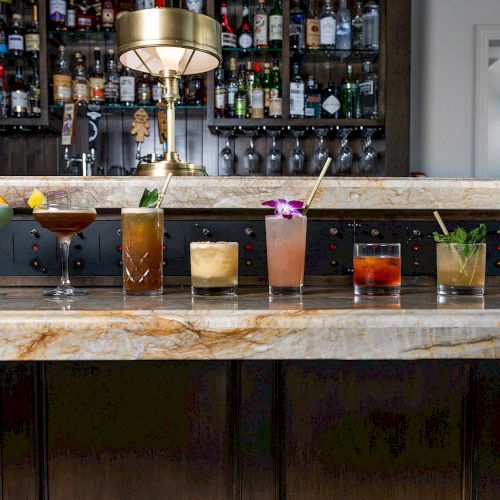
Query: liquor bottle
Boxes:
[
  {"xmin": 136, "ymin": 73, "xmax": 151, "ymax": 106},
  {"xmin": 29, "ymin": 65, "xmax": 41, "ymax": 117},
  {"xmin": 289, "ymin": 0, "xmax": 305, "ymax": 51},
  {"xmin": 245, "ymin": 61, "xmax": 254, "ymax": 117},
  {"xmin": 89, "ymin": 48, "xmax": 105, "ymax": 103},
  {"xmin": 352, "ymin": 1, "xmax": 363, "ymax": 51},
  {"xmin": 289, "ymin": 62, "xmax": 304, "ymax": 118},
  {"xmin": 340, "ymin": 64, "xmax": 357, "ymax": 118},
  {"xmin": 214, "ymin": 66, "xmax": 226, "ymax": 118},
  {"xmin": 269, "ymin": 59, "xmax": 282, "ymax": 118},
  {"xmin": 0, "ymin": 63, "xmax": 9, "ymax": 118},
  {"xmin": 254, "ymin": 0, "xmax": 268, "ymax": 49},
  {"xmin": 269, "ymin": 0, "xmax": 282, "ymax": 49},
  {"xmin": 0, "ymin": 13, "xmax": 8, "ymax": 57},
  {"xmin": 104, "ymin": 48, "xmax": 120, "ymax": 105},
  {"xmin": 152, "ymin": 78, "xmax": 162, "ymax": 103},
  {"xmin": 237, "ymin": 1, "xmax": 253, "ymax": 49},
  {"xmin": 320, "ymin": 0, "xmax": 336, "ymax": 50},
  {"xmin": 49, "ymin": 0, "xmax": 67, "ymax": 31},
  {"xmin": 66, "ymin": 0, "xmax": 76, "ymax": 31},
  {"xmin": 263, "ymin": 62, "xmax": 271, "ymax": 116},
  {"xmin": 306, "ymin": 0, "xmax": 320, "ymax": 50},
  {"xmin": 76, "ymin": 0, "xmax": 96, "ymax": 31},
  {"xmin": 10, "ymin": 64, "xmax": 29, "ymax": 117},
  {"xmin": 234, "ymin": 69, "xmax": 247, "ymax": 119},
  {"xmin": 321, "ymin": 79, "xmax": 340, "ymax": 118},
  {"xmin": 72, "ymin": 52, "xmax": 89, "ymax": 104},
  {"xmin": 119, "ymin": 65, "xmax": 135, "ymax": 106},
  {"xmin": 186, "ymin": 74, "xmax": 204, "ymax": 106},
  {"xmin": 25, "ymin": 4, "xmax": 40, "ymax": 60},
  {"xmin": 53, "ymin": 45, "xmax": 72, "ymax": 105},
  {"xmin": 359, "ymin": 60, "xmax": 378, "ymax": 118},
  {"xmin": 251, "ymin": 62, "xmax": 264, "ymax": 119},
  {"xmin": 178, "ymin": 75, "xmax": 186, "ymax": 106},
  {"xmin": 102, "ymin": 0, "xmax": 116, "ymax": 31},
  {"xmin": 186, "ymin": 0, "xmax": 203, "ymax": 13},
  {"xmin": 304, "ymin": 75, "xmax": 321, "ymax": 118},
  {"xmin": 8, "ymin": 13, "xmax": 24, "ymax": 57},
  {"xmin": 336, "ymin": 0, "xmax": 352, "ymax": 51},
  {"xmin": 225, "ymin": 57, "xmax": 237, "ymax": 118},
  {"xmin": 219, "ymin": 2, "xmax": 236, "ymax": 48},
  {"xmin": 362, "ymin": 0, "xmax": 379, "ymax": 50}
]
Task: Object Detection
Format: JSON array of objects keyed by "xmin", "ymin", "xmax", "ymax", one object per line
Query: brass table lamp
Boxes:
[{"xmin": 116, "ymin": 8, "xmax": 221, "ymax": 176}]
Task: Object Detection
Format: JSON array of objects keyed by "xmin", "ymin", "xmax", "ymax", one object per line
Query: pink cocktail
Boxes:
[{"xmin": 265, "ymin": 215, "xmax": 307, "ymax": 295}]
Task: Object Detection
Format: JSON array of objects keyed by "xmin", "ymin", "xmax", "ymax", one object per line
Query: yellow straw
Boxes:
[
  {"xmin": 433, "ymin": 210, "xmax": 449, "ymax": 235},
  {"xmin": 156, "ymin": 173, "xmax": 173, "ymax": 208},
  {"xmin": 303, "ymin": 157, "xmax": 332, "ymax": 216}
]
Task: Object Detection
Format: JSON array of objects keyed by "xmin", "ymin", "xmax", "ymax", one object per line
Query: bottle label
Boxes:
[
  {"xmin": 186, "ymin": 0, "xmax": 203, "ymax": 13},
  {"xmin": 0, "ymin": 90, "xmax": 9, "ymax": 117},
  {"xmin": 152, "ymin": 83, "xmax": 162, "ymax": 102},
  {"xmin": 215, "ymin": 88, "xmax": 226, "ymax": 110},
  {"xmin": 78, "ymin": 17, "xmax": 92, "ymax": 28},
  {"xmin": 67, "ymin": 10, "xmax": 76, "ymax": 28},
  {"xmin": 120, "ymin": 76, "xmax": 135, "ymax": 101},
  {"xmin": 49, "ymin": 0, "xmax": 67, "ymax": 22},
  {"xmin": 102, "ymin": 8, "xmax": 115, "ymax": 28},
  {"xmin": 322, "ymin": 94, "xmax": 341, "ymax": 115},
  {"xmin": 254, "ymin": 14, "xmax": 268, "ymax": 46},
  {"xmin": 320, "ymin": 17, "xmax": 336, "ymax": 45},
  {"xmin": 238, "ymin": 33, "xmax": 252, "ymax": 49},
  {"xmin": 144, "ymin": 0, "xmax": 155, "ymax": 8},
  {"xmin": 306, "ymin": 19, "xmax": 320, "ymax": 47},
  {"xmin": 251, "ymin": 88, "xmax": 264, "ymax": 115},
  {"xmin": 8, "ymin": 35, "xmax": 24, "ymax": 51},
  {"xmin": 269, "ymin": 96, "xmax": 282, "ymax": 117},
  {"xmin": 235, "ymin": 96, "xmax": 246, "ymax": 117},
  {"xmin": 0, "ymin": 32, "xmax": 7, "ymax": 55},
  {"xmin": 105, "ymin": 82, "xmax": 120, "ymax": 100},
  {"xmin": 11, "ymin": 91, "xmax": 28, "ymax": 112},
  {"xmin": 290, "ymin": 82, "xmax": 304, "ymax": 116},
  {"xmin": 25, "ymin": 34, "xmax": 40, "ymax": 53},
  {"xmin": 73, "ymin": 82, "xmax": 89, "ymax": 101},
  {"xmin": 89, "ymin": 77, "xmax": 105, "ymax": 101},
  {"xmin": 269, "ymin": 14, "xmax": 282, "ymax": 41},
  {"xmin": 359, "ymin": 80, "xmax": 374, "ymax": 96},
  {"xmin": 221, "ymin": 32, "xmax": 237, "ymax": 48},
  {"xmin": 336, "ymin": 22, "xmax": 352, "ymax": 49},
  {"xmin": 53, "ymin": 75, "xmax": 72, "ymax": 101},
  {"xmin": 227, "ymin": 84, "xmax": 237, "ymax": 107}
]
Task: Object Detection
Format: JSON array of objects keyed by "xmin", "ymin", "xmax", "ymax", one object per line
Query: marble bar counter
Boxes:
[
  {"xmin": 0, "ymin": 287, "xmax": 498, "ymax": 361},
  {"xmin": 1, "ymin": 176, "xmax": 500, "ymax": 210}
]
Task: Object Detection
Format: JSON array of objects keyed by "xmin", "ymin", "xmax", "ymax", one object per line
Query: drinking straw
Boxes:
[
  {"xmin": 303, "ymin": 157, "xmax": 332, "ymax": 216},
  {"xmin": 433, "ymin": 210, "xmax": 449, "ymax": 235},
  {"xmin": 156, "ymin": 173, "xmax": 173, "ymax": 208}
]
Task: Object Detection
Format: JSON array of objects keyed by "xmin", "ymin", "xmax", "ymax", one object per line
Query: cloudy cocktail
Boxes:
[
  {"xmin": 121, "ymin": 208, "xmax": 164, "ymax": 295},
  {"xmin": 190, "ymin": 242, "xmax": 238, "ymax": 295}
]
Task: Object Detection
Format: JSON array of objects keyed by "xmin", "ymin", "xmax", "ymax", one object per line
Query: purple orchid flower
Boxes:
[{"xmin": 262, "ymin": 198, "xmax": 304, "ymax": 219}]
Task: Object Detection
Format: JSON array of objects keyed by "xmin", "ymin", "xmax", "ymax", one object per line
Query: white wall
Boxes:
[{"xmin": 410, "ymin": 0, "xmax": 500, "ymax": 177}]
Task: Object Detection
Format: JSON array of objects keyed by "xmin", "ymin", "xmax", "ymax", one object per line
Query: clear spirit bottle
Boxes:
[
  {"xmin": 320, "ymin": 0, "xmax": 336, "ymax": 50},
  {"xmin": 362, "ymin": 0, "xmax": 379, "ymax": 50},
  {"xmin": 336, "ymin": 0, "xmax": 352, "ymax": 51}
]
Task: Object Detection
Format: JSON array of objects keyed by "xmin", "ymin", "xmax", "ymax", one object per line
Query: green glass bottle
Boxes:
[
  {"xmin": 269, "ymin": 60, "xmax": 282, "ymax": 118},
  {"xmin": 269, "ymin": 0, "xmax": 283, "ymax": 49},
  {"xmin": 235, "ymin": 65, "xmax": 247, "ymax": 119},
  {"xmin": 340, "ymin": 64, "xmax": 357, "ymax": 119}
]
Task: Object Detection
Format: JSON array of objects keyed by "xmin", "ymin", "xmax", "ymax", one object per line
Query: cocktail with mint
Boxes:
[{"xmin": 434, "ymin": 224, "xmax": 487, "ymax": 295}]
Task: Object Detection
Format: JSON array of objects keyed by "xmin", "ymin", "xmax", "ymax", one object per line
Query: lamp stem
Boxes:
[{"xmin": 160, "ymin": 69, "xmax": 180, "ymax": 160}]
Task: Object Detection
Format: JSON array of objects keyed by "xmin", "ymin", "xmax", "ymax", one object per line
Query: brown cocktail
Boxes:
[
  {"xmin": 33, "ymin": 204, "xmax": 97, "ymax": 297},
  {"xmin": 121, "ymin": 208, "xmax": 164, "ymax": 295}
]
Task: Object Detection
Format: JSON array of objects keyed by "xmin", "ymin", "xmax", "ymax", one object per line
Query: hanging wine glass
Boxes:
[
  {"xmin": 309, "ymin": 128, "xmax": 330, "ymax": 176},
  {"xmin": 359, "ymin": 129, "xmax": 377, "ymax": 176},
  {"xmin": 266, "ymin": 131, "xmax": 282, "ymax": 176},
  {"xmin": 288, "ymin": 131, "xmax": 305, "ymax": 176},
  {"xmin": 243, "ymin": 133, "xmax": 262, "ymax": 176},
  {"xmin": 219, "ymin": 133, "xmax": 235, "ymax": 176},
  {"xmin": 334, "ymin": 128, "xmax": 353, "ymax": 175}
]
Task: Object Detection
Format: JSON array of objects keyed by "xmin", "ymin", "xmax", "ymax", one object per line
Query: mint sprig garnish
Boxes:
[{"xmin": 139, "ymin": 188, "xmax": 159, "ymax": 208}]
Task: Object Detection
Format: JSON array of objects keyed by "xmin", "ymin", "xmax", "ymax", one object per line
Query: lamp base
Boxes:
[{"xmin": 135, "ymin": 159, "xmax": 207, "ymax": 176}]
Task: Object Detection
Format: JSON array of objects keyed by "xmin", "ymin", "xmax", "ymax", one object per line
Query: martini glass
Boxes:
[
  {"xmin": 33, "ymin": 204, "xmax": 97, "ymax": 297},
  {"xmin": 0, "ymin": 204, "xmax": 14, "ymax": 298}
]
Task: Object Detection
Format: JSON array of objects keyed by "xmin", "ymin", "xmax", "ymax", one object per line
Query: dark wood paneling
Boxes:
[
  {"xmin": 0, "ymin": 362, "xmax": 38, "ymax": 500},
  {"xmin": 283, "ymin": 361, "xmax": 464, "ymax": 500},
  {"xmin": 45, "ymin": 361, "xmax": 228, "ymax": 500}
]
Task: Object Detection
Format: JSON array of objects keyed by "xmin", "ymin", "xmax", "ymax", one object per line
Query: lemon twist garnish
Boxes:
[
  {"xmin": 0, "ymin": 195, "xmax": 8, "ymax": 205},
  {"xmin": 28, "ymin": 189, "xmax": 47, "ymax": 210}
]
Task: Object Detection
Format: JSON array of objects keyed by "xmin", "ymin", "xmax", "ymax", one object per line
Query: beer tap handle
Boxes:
[{"xmin": 86, "ymin": 103, "xmax": 102, "ymax": 173}]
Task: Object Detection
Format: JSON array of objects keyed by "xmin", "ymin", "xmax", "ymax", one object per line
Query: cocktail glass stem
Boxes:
[{"xmin": 59, "ymin": 236, "xmax": 72, "ymax": 291}]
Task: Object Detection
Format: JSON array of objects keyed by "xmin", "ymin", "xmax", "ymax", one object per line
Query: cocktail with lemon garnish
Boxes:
[{"xmin": 29, "ymin": 189, "xmax": 96, "ymax": 297}]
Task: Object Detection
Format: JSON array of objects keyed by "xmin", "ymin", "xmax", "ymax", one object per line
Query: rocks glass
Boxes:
[
  {"xmin": 121, "ymin": 208, "xmax": 164, "ymax": 295},
  {"xmin": 436, "ymin": 243, "xmax": 486, "ymax": 295},
  {"xmin": 353, "ymin": 243, "xmax": 401, "ymax": 296},
  {"xmin": 265, "ymin": 215, "xmax": 307, "ymax": 295},
  {"xmin": 190, "ymin": 242, "xmax": 239, "ymax": 296}
]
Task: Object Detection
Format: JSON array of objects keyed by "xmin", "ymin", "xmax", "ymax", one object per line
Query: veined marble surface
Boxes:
[
  {"xmin": 0, "ymin": 287, "xmax": 498, "ymax": 360},
  {"xmin": 0, "ymin": 177, "xmax": 499, "ymax": 210}
]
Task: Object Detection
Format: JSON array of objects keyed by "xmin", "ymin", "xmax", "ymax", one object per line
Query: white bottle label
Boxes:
[
  {"xmin": 290, "ymin": 82, "xmax": 304, "ymax": 116},
  {"xmin": 67, "ymin": 9, "xmax": 76, "ymax": 28},
  {"xmin": 152, "ymin": 83, "xmax": 162, "ymax": 101},
  {"xmin": 320, "ymin": 17, "xmax": 336, "ymax": 45},
  {"xmin": 254, "ymin": 14, "xmax": 268, "ymax": 46},
  {"xmin": 49, "ymin": 0, "xmax": 67, "ymax": 21},
  {"xmin": 269, "ymin": 97, "xmax": 282, "ymax": 117},
  {"xmin": 8, "ymin": 35, "xmax": 23, "ymax": 51},
  {"xmin": 269, "ymin": 14, "xmax": 283, "ymax": 41},
  {"xmin": 251, "ymin": 89, "xmax": 264, "ymax": 110},
  {"xmin": 221, "ymin": 32, "xmax": 237, "ymax": 48},
  {"xmin": 120, "ymin": 76, "xmax": 135, "ymax": 101},
  {"xmin": 11, "ymin": 91, "xmax": 28, "ymax": 111},
  {"xmin": 25, "ymin": 34, "xmax": 40, "ymax": 53},
  {"xmin": 238, "ymin": 33, "xmax": 252, "ymax": 49},
  {"xmin": 186, "ymin": 0, "xmax": 203, "ymax": 13},
  {"xmin": 358, "ymin": 80, "xmax": 374, "ymax": 96},
  {"xmin": 215, "ymin": 89, "xmax": 225, "ymax": 109},
  {"xmin": 322, "ymin": 94, "xmax": 341, "ymax": 114}
]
